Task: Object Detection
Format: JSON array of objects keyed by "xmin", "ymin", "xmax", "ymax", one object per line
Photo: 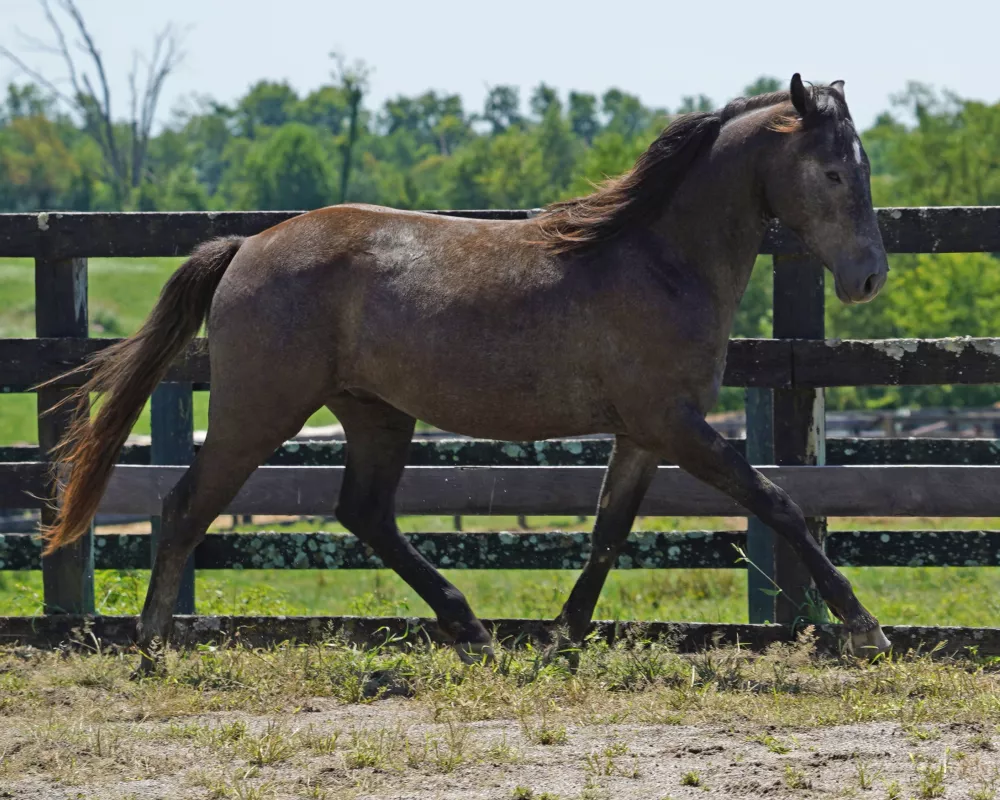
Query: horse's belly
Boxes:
[
  {"xmin": 357, "ymin": 347, "xmax": 618, "ymax": 441},
  {"xmin": 406, "ymin": 400, "xmax": 617, "ymax": 442}
]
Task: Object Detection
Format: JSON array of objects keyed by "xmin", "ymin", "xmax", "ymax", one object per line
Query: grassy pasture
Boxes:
[{"xmin": 4, "ymin": 513, "xmax": 1000, "ymax": 627}]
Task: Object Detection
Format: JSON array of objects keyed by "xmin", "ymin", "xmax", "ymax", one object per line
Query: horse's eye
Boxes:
[{"xmin": 825, "ymin": 171, "xmax": 842, "ymax": 184}]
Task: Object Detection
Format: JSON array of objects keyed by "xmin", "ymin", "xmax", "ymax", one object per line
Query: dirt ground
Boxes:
[
  {"xmin": 2, "ymin": 636, "xmax": 999, "ymax": 799},
  {"xmin": 3, "ymin": 705, "xmax": 997, "ymax": 799}
]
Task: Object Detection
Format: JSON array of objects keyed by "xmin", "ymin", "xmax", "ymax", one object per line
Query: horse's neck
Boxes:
[{"xmin": 653, "ymin": 144, "xmax": 771, "ymax": 311}]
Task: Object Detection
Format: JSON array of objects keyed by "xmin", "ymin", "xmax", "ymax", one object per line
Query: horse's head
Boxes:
[{"xmin": 762, "ymin": 74, "xmax": 888, "ymax": 304}]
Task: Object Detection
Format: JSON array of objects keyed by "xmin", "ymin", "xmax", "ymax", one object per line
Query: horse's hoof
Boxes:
[
  {"xmin": 129, "ymin": 660, "xmax": 156, "ymax": 681},
  {"xmin": 129, "ymin": 647, "xmax": 162, "ymax": 681},
  {"xmin": 849, "ymin": 625, "xmax": 891, "ymax": 660},
  {"xmin": 454, "ymin": 640, "xmax": 495, "ymax": 666},
  {"xmin": 540, "ymin": 629, "xmax": 582, "ymax": 671},
  {"xmin": 547, "ymin": 644, "xmax": 581, "ymax": 673}
]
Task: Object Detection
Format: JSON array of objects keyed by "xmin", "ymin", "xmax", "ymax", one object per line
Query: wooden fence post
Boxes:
[
  {"xmin": 771, "ymin": 253, "xmax": 828, "ymax": 624},
  {"xmin": 744, "ymin": 387, "xmax": 775, "ymax": 623},
  {"xmin": 36, "ymin": 257, "xmax": 94, "ymax": 615},
  {"xmin": 150, "ymin": 382, "xmax": 195, "ymax": 614},
  {"xmin": 745, "ymin": 254, "xmax": 828, "ymax": 623}
]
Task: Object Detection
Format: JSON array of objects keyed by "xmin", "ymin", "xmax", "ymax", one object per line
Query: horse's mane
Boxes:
[{"xmin": 533, "ymin": 85, "xmax": 849, "ymax": 254}]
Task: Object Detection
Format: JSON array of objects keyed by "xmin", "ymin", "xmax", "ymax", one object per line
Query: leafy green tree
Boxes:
[
  {"xmin": 0, "ymin": 113, "xmax": 79, "ymax": 209},
  {"xmin": 535, "ymin": 99, "xmax": 581, "ymax": 203},
  {"xmin": 602, "ymin": 89, "xmax": 653, "ymax": 138},
  {"xmin": 179, "ymin": 109, "xmax": 235, "ymax": 198},
  {"xmin": 237, "ymin": 123, "xmax": 335, "ymax": 210},
  {"xmin": 568, "ymin": 91, "xmax": 600, "ymax": 144},
  {"xmin": 677, "ymin": 95, "xmax": 713, "ymax": 113},
  {"xmin": 161, "ymin": 166, "xmax": 210, "ymax": 210},
  {"xmin": 828, "ymin": 252, "xmax": 1000, "ymax": 409},
  {"xmin": 733, "ymin": 259, "xmax": 773, "ymax": 338},
  {"xmin": 0, "ymin": 1, "xmax": 184, "ymax": 205},
  {"xmin": 442, "ymin": 129, "xmax": 536, "ymax": 208},
  {"xmin": 530, "ymin": 83, "xmax": 560, "ymax": 118},
  {"xmin": 236, "ymin": 81, "xmax": 300, "ymax": 138},
  {"xmin": 1, "ymin": 83, "xmax": 53, "ymax": 123},
  {"xmin": 866, "ymin": 84, "xmax": 1000, "ymax": 206},
  {"xmin": 743, "ymin": 76, "xmax": 782, "ymax": 97},
  {"xmin": 296, "ymin": 85, "xmax": 350, "ymax": 133},
  {"xmin": 482, "ymin": 86, "xmax": 522, "ymax": 133},
  {"xmin": 378, "ymin": 91, "xmax": 469, "ymax": 163},
  {"xmin": 62, "ymin": 137, "xmax": 105, "ymax": 210}
]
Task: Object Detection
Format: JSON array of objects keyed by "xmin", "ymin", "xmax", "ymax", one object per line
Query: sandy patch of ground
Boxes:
[
  {"xmin": 3, "ymin": 634, "xmax": 999, "ymax": 799},
  {"xmin": 2, "ymin": 702, "xmax": 996, "ymax": 799}
]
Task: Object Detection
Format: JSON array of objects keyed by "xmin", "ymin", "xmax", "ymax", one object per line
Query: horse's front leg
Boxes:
[
  {"xmin": 554, "ymin": 435, "xmax": 659, "ymax": 644},
  {"xmin": 638, "ymin": 403, "xmax": 889, "ymax": 656}
]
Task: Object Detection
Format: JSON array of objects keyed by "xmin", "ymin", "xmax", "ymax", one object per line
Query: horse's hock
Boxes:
[{"xmin": 3, "ymin": 207, "xmax": 1000, "ymax": 651}]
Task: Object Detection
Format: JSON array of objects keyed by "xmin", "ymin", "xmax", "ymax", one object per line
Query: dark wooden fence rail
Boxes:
[
  {"xmin": 2, "ymin": 206, "xmax": 999, "ymax": 258},
  {"xmin": 2, "ymin": 207, "xmax": 1000, "ymax": 631},
  {"xmin": 6, "ymin": 335, "xmax": 1000, "ymax": 392}
]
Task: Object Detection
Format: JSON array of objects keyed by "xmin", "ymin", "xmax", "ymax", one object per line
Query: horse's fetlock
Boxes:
[
  {"xmin": 768, "ymin": 492, "xmax": 805, "ymax": 529},
  {"xmin": 441, "ymin": 586, "xmax": 473, "ymax": 619}
]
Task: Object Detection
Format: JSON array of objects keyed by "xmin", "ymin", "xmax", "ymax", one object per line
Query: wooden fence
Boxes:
[{"xmin": 2, "ymin": 207, "xmax": 1000, "ymax": 641}]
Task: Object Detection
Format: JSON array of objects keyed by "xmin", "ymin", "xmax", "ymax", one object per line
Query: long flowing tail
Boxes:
[{"xmin": 38, "ymin": 235, "xmax": 245, "ymax": 555}]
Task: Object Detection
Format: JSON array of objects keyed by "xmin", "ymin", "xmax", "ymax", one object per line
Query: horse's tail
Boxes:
[{"xmin": 38, "ymin": 235, "xmax": 245, "ymax": 556}]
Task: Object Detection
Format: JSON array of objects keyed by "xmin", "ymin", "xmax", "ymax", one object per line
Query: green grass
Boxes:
[
  {"xmin": 0, "ymin": 260, "xmax": 36, "ymax": 340},
  {"xmin": 3, "ymin": 563, "xmax": 1000, "ymax": 627},
  {"xmin": 3, "ymin": 509, "xmax": 1000, "ymax": 625}
]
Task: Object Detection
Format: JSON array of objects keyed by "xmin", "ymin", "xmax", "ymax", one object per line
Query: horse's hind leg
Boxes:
[
  {"xmin": 329, "ymin": 394, "xmax": 494, "ymax": 662},
  {"xmin": 555, "ymin": 436, "xmax": 659, "ymax": 643},
  {"xmin": 135, "ymin": 387, "xmax": 319, "ymax": 674}
]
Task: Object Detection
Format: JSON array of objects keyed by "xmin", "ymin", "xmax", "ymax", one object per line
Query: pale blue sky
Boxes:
[{"xmin": 3, "ymin": 0, "xmax": 997, "ymax": 131}]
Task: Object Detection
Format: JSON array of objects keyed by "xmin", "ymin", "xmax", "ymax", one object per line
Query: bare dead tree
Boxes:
[{"xmin": 0, "ymin": 0, "xmax": 184, "ymax": 203}]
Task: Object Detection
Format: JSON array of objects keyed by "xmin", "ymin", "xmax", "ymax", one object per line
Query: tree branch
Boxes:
[
  {"xmin": 132, "ymin": 25, "xmax": 183, "ymax": 186},
  {"xmin": 129, "ymin": 52, "xmax": 139, "ymax": 187},
  {"xmin": 56, "ymin": 0, "xmax": 123, "ymax": 183},
  {"xmin": 0, "ymin": 44, "xmax": 75, "ymax": 106},
  {"xmin": 39, "ymin": 0, "xmax": 83, "ymax": 100},
  {"xmin": 2, "ymin": 0, "xmax": 186, "ymax": 203}
]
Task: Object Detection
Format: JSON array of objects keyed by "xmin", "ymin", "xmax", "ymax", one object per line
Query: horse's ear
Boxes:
[
  {"xmin": 790, "ymin": 73, "xmax": 815, "ymax": 117},
  {"xmin": 830, "ymin": 79, "xmax": 846, "ymax": 100}
]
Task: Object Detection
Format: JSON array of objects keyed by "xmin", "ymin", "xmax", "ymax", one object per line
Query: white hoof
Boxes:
[{"xmin": 850, "ymin": 625, "xmax": 891, "ymax": 658}]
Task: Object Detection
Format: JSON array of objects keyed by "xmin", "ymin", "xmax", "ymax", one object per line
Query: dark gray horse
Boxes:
[{"xmin": 41, "ymin": 73, "xmax": 890, "ymax": 673}]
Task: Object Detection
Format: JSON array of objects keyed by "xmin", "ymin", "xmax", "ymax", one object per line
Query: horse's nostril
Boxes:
[{"xmin": 863, "ymin": 274, "xmax": 877, "ymax": 296}]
